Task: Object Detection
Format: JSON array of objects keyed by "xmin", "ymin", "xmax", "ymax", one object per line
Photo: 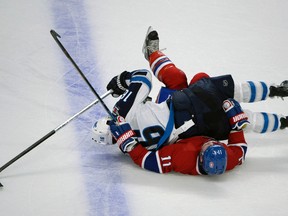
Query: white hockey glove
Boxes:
[{"xmin": 106, "ymin": 71, "xmax": 131, "ymax": 97}]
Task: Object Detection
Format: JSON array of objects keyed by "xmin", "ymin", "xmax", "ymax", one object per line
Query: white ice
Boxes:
[{"xmin": 0, "ymin": 0, "xmax": 288, "ymax": 216}]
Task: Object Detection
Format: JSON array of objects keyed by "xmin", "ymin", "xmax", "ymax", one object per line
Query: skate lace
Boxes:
[
  {"xmin": 147, "ymin": 40, "xmax": 159, "ymax": 53},
  {"xmin": 147, "ymin": 45, "xmax": 166, "ymax": 54},
  {"xmin": 143, "ymin": 38, "xmax": 166, "ymax": 60}
]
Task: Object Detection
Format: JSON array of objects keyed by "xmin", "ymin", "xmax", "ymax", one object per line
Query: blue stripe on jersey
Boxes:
[
  {"xmin": 248, "ymin": 81, "xmax": 256, "ymax": 102},
  {"xmin": 157, "ymin": 102, "xmax": 174, "ymax": 149},
  {"xmin": 143, "ymin": 152, "xmax": 160, "ymax": 173},
  {"xmin": 131, "ymin": 76, "xmax": 152, "ymax": 91},
  {"xmin": 260, "ymin": 81, "xmax": 268, "ymax": 100},
  {"xmin": 132, "ymin": 69, "xmax": 149, "ymax": 76},
  {"xmin": 272, "ymin": 114, "xmax": 279, "ymax": 131},
  {"xmin": 261, "ymin": 112, "xmax": 269, "ymax": 133}
]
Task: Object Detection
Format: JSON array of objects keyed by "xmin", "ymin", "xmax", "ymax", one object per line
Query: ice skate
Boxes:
[
  {"xmin": 142, "ymin": 26, "xmax": 159, "ymax": 60},
  {"xmin": 269, "ymin": 80, "xmax": 288, "ymax": 98},
  {"xmin": 280, "ymin": 116, "xmax": 288, "ymax": 129}
]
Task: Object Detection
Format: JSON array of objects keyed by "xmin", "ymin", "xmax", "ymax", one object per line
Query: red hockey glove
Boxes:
[{"xmin": 223, "ymin": 98, "xmax": 249, "ymax": 131}]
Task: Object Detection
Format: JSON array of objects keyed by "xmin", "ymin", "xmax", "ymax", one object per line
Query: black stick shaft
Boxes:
[
  {"xmin": 0, "ymin": 91, "xmax": 111, "ymax": 174},
  {"xmin": 0, "ymin": 130, "xmax": 55, "ymax": 173},
  {"xmin": 50, "ymin": 30, "xmax": 116, "ymax": 122}
]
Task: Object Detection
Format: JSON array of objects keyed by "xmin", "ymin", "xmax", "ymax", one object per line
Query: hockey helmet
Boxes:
[
  {"xmin": 92, "ymin": 116, "xmax": 113, "ymax": 145},
  {"xmin": 199, "ymin": 140, "xmax": 227, "ymax": 175}
]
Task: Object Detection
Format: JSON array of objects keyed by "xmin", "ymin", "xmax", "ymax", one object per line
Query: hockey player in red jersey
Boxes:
[{"xmin": 109, "ymin": 98, "xmax": 248, "ymax": 175}]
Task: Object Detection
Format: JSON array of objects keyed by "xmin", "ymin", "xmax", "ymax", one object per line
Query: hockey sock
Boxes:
[
  {"xmin": 245, "ymin": 110, "xmax": 283, "ymax": 133},
  {"xmin": 234, "ymin": 81, "xmax": 270, "ymax": 103}
]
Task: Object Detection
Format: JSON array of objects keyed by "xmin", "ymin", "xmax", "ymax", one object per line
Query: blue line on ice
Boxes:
[{"xmin": 50, "ymin": 1, "xmax": 129, "ymax": 215}]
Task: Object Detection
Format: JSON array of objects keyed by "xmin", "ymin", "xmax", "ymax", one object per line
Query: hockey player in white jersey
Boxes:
[
  {"xmin": 99, "ymin": 27, "xmax": 288, "ymax": 149},
  {"xmin": 106, "ymin": 70, "xmax": 287, "ymax": 149}
]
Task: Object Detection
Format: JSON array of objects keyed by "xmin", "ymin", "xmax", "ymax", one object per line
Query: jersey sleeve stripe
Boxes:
[
  {"xmin": 228, "ymin": 143, "xmax": 248, "ymax": 160},
  {"xmin": 131, "ymin": 76, "xmax": 152, "ymax": 91},
  {"xmin": 141, "ymin": 151, "xmax": 163, "ymax": 173},
  {"xmin": 196, "ymin": 155, "xmax": 203, "ymax": 175},
  {"xmin": 141, "ymin": 152, "xmax": 150, "ymax": 169},
  {"xmin": 155, "ymin": 151, "xmax": 163, "ymax": 173}
]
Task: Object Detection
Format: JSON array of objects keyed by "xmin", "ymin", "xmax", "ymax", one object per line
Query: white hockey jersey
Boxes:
[{"xmin": 112, "ymin": 69, "xmax": 182, "ymax": 149}]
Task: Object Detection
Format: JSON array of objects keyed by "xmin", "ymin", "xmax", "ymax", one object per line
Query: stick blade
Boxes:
[
  {"xmin": 50, "ymin": 29, "xmax": 61, "ymax": 38},
  {"xmin": 0, "ymin": 182, "xmax": 3, "ymax": 187}
]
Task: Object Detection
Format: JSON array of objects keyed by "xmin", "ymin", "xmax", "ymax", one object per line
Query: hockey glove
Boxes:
[
  {"xmin": 109, "ymin": 121, "xmax": 138, "ymax": 153},
  {"xmin": 222, "ymin": 98, "xmax": 249, "ymax": 131},
  {"xmin": 106, "ymin": 71, "xmax": 132, "ymax": 97}
]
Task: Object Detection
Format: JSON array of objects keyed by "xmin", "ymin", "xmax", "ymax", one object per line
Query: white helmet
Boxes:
[{"xmin": 91, "ymin": 116, "xmax": 113, "ymax": 145}]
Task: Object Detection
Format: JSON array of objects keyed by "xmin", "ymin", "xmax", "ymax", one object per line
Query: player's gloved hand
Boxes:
[
  {"xmin": 109, "ymin": 121, "xmax": 138, "ymax": 153},
  {"xmin": 222, "ymin": 98, "xmax": 249, "ymax": 130},
  {"xmin": 106, "ymin": 71, "xmax": 132, "ymax": 97}
]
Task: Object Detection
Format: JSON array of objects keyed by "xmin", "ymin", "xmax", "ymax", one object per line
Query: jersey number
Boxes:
[{"xmin": 141, "ymin": 125, "xmax": 165, "ymax": 148}]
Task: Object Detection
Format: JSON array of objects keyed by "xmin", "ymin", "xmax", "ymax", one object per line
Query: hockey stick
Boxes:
[
  {"xmin": 0, "ymin": 90, "xmax": 112, "ymax": 185},
  {"xmin": 50, "ymin": 30, "xmax": 117, "ymax": 122}
]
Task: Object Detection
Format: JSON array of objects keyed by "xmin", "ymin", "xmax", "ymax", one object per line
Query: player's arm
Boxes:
[
  {"xmin": 128, "ymin": 144, "xmax": 175, "ymax": 174},
  {"xmin": 107, "ymin": 69, "xmax": 152, "ymax": 118},
  {"xmin": 129, "ymin": 137, "xmax": 206, "ymax": 175},
  {"xmin": 109, "ymin": 120, "xmax": 177, "ymax": 174},
  {"xmin": 222, "ymin": 98, "xmax": 248, "ymax": 170},
  {"xmin": 109, "ymin": 120, "xmax": 173, "ymax": 173},
  {"xmin": 224, "ymin": 130, "xmax": 248, "ymax": 171},
  {"xmin": 110, "ymin": 121, "xmax": 205, "ymax": 175}
]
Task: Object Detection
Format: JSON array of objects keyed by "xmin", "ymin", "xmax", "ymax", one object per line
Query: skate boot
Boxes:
[
  {"xmin": 269, "ymin": 80, "xmax": 288, "ymax": 98},
  {"xmin": 142, "ymin": 26, "xmax": 159, "ymax": 61},
  {"xmin": 280, "ymin": 116, "xmax": 288, "ymax": 129}
]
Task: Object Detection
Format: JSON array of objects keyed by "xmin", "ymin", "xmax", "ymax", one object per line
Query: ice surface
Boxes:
[{"xmin": 0, "ymin": 0, "xmax": 288, "ymax": 216}]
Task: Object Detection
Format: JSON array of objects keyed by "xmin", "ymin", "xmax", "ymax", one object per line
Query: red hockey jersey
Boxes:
[{"xmin": 129, "ymin": 130, "xmax": 247, "ymax": 175}]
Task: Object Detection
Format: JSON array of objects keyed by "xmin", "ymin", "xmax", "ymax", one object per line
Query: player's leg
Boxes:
[
  {"xmin": 151, "ymin": 52, "xmax": 188, "ymax": 103},
  {"xmin": 189, "ymin": 72, "xmax": 210, "ymax": 85},
  {"xmin": 142, "ymin": 27, "xmax": 188, "ymax": 90},
  {"xmin": 149, "ymin": 51, "xmax": 188, "ymax": 89},
  {"xmin": 234, "ymin": 80, "xmax": 288, "ymax": 103},
  {"xmin": 244, "ymin": 110, "xmax": 287, "ymax": 133}
]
